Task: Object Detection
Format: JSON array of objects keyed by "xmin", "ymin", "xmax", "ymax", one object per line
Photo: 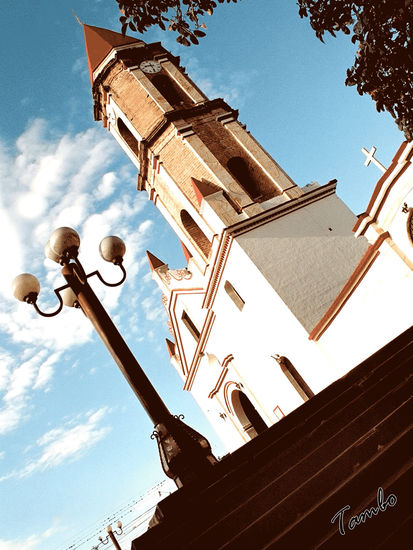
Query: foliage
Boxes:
[
  {"xmin": 298, "ymin": 0, "xmax": 413, "ymax": 140},
  {"xmin": 115, "ymin": 0, "xmax": 237, "ymax": 47},
  {"xmin": 115, "ymin": 0, "xmax": 412, "ymax": 140}
]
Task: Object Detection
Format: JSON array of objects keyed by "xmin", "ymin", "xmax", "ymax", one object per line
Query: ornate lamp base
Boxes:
[{"xmin": 152, "ymin": 414, "xmax": 218, "ymax": 488}]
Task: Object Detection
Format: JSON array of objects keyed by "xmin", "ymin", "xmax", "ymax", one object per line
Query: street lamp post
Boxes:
[
  {"xmin": 12, "ymin": 227, "xmax": 217, "ymax": 487},
  {"xmin": 93, "ymin": 521, "xmax": 123, "ymax": 550}
]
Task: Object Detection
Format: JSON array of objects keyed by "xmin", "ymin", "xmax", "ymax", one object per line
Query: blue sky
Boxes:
[{"xmin": 0, "ymin": 1, "xmax": 405, "ymax": 549}]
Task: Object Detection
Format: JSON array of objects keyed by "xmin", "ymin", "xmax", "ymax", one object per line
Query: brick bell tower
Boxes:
[
  {"xmin": 84, "ymin": 25, "xmax": 371, "ymax": 451},
  {"xmin": 83, "ymin": 24, "xmax": 302, "ymax": 260}
]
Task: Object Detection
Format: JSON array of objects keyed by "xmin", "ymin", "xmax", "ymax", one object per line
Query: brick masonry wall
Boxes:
[
  {"xmin": 192, "ymin": 118, "xmax": 280, "ymax": 200},
  {"xmin": 104, "ymin": 67, "xmax": 164, "ymax": 138}
]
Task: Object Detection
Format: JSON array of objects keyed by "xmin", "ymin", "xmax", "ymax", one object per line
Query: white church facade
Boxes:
[{"xmin": 83, "ymin": 25, "xmax": 413, "ymax": 451}]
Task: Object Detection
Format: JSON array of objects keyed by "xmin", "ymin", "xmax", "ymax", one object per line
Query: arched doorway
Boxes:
[{"xmin": 231, "ymin": 389, "xmax": 268, "ymax": 439}]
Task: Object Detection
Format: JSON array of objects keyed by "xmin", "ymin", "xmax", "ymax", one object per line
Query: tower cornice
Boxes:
[
  {"xmin": 136, "ymin": 99, "xmax": 238, "ymax": 147},
  {"xmin": 227, "ymin": 180, "xmax": 338, "ymax": 238},
  {"xmin": 164, "ymin": 99, "xmax": 238, "ymax": 124}
]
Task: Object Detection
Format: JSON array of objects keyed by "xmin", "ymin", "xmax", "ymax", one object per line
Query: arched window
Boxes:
[
  {"xmin": 407, "ymin": 208, "xmax": 413, "ymax": 245},
  {"xmin": 151, "ymin": 74, "xmax": 188, "ymax": 107},
  {"xmin": 227, "ymin": 156, "xmax": 262, "ymax": 200},
  {"xmin": 231, "ymin": 389, "xmax": 267, "ymax": 439},
  {"xmin": 224, "ymin": 281, "xmax": 245, "ymax": 311},
  {"xmin": 117, "ymin": 119, "xmax": 139, "ymax": 158},
  {"xmin": 181, "ymin": 311, "xmax": 200, "ymax": 341},
  {"xmin": 275, "ymin": 356, "xmax": 314, "ymax": 402},
  {"xmin": 180, "ymin": 210, "xmax": 211, "ymax": 258}
]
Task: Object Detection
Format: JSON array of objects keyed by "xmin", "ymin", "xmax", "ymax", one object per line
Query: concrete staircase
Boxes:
[{"xmin": 131, "ymin": 326, "xmax": 413, "ymax": 549}]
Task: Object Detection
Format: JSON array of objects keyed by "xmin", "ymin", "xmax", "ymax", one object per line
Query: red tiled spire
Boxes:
[
  {"xmin": 146, "ymin": 251, "xmax": 166, "ymax": 271},
  {"xmin": 83, "ymin": 24, "xmax": 143, "ymax": 84}
]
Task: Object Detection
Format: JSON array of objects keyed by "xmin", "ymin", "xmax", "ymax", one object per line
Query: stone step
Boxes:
[
  {"xmin": 314, "ymin": 463, "xmax": 413, "ymax": 549},
  {"xmin": 208, "ymin": 355, "xmax": 412, "ymax": 514},
  {"xmin": 136, "ymin": 393, "xmax": 413, "ymax": 550},
  {"xmin": 187, "ymin": 371, "xmax": 413, "ymax": 548},
  {"xmin": 131, "ymin": 326, "xmax": 413, "ymax": 550},
  {"xmin": 220, "ymin": 399, "xmax": 413, "ymax": 550},
  {"xmin": 171, "ymin": 334, "xmax": 413, "ymax": 524},
  {"xmin": 375, "ymin": 511, "xmax": 413, "ymax": 549},
  {"xmin": 220, "ymin": 328, "xmax": 413, "ymax": 474}
]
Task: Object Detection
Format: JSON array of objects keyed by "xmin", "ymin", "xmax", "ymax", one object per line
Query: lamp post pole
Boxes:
[
  {"xmin": 63, "ymin": 262, "xmax": 170, "ymax": 423},
  {"xmin": 13, "ymin": 227, "xmax": 217, "ymax": 488},
  {"xmin": 107, "ymin": 529, "xmax": 122, "ymax": 550}
]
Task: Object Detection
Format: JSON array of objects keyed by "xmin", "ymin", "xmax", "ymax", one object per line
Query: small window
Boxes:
[
  {"xmin": 273, "ymin": 406, "xmax": 285, "ymax": 421},
  {"xmin": 117, "ymin": 118, "xmax": 139, "ymax": 157},
  {"xmin": 181, "ymin": 311, "xmax": 200, "ymax": 340},
  {"xmin": 224, "ymin": 281, "xmax": 245, "ymax": 311},
  {"xmin": 407, "ymin": 209, "xmax": 413, "ymax": 245},
  {"xmin": 276, "ymin": 356, "xmax": 314, "ymax": 402}
]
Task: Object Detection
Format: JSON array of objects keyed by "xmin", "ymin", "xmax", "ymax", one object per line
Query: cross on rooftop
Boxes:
[{"xmin": 361, "ymin": 146, "xmax": 387, "ymax": 173}]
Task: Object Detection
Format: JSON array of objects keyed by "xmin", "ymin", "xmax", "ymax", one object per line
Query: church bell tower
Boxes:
[
  {"xmin": 83, "ymin": 24, "xmax": 303, "ymax": 268},
  {"xmin": 83, "ymin": 25, "xmax": 375, "ymax": 450}
]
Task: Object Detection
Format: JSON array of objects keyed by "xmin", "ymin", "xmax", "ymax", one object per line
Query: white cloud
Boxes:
[
  {"xmin": 0, "ymin": 519, "xmax": 63, "ymax": 550},
  {"xmin": 0, "ymin": 536, "xmax": 42, "ymax": 550},
  {"xmin": 0, "ymin": 408, "xmax": 110, "ymax": 481},
  {"xmin": 0, "ymin": 118, "xmax": 157, "ymax": 436},
  {"xmin": 141, "ymin": 294, "xmax": 167, "ymax": 323},
  {"xmin": 0, "ymin": 349, "xmax": 62, "ymax": 435},
  {"xmin": 0, "ymin": 407, "xmax": 22, "ymax": 437},
  {"xmin": 3, "ymin": 351, "xmax": 47, "ymax": 403},
  {"xmin": 16, "ymin": 192, "xmax": 47, "ymax": 219},
  {"xmin": 95, "ymin": 171, "xmax": 118, "ymax": 200},
  {"xmin": 33, "ymin": 351, "xmax": 61, "ymax": 389},
  {"xmin": 0, "ymin": 349, "xmax": 13, "ymax": 392}
]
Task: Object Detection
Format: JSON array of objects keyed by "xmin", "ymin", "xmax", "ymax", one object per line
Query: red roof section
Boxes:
[
  {"xmin": 83, "ymin": 24, "xmax": 143, "ymax": 84},
  {"xmin": 190, "ymin": 177, "xmax": 221, "ymax": 207},
  {"xmin": 146, "ymin": 250, "xmax": 166, "ymax": 272},
  {"xmin": 165, "ymin": 339, "xmax": 176, "ymax": 358},
  {"xmin": 180, "ymin": 241, "xmax": 193, "ymax": 263}
]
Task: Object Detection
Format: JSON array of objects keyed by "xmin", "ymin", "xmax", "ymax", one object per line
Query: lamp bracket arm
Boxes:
[
  {"xmin": 31, "ymin": 286, "xmax": 67, "ymax": 317},
  {"xmin": 89, "ymin": 262, "xmax": 127, "ymax": 288}
]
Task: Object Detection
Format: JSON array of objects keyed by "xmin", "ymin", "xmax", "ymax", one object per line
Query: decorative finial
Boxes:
[{"xmin": 72, "ymin": 10, "xmax": 82, "ymax": 25}]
